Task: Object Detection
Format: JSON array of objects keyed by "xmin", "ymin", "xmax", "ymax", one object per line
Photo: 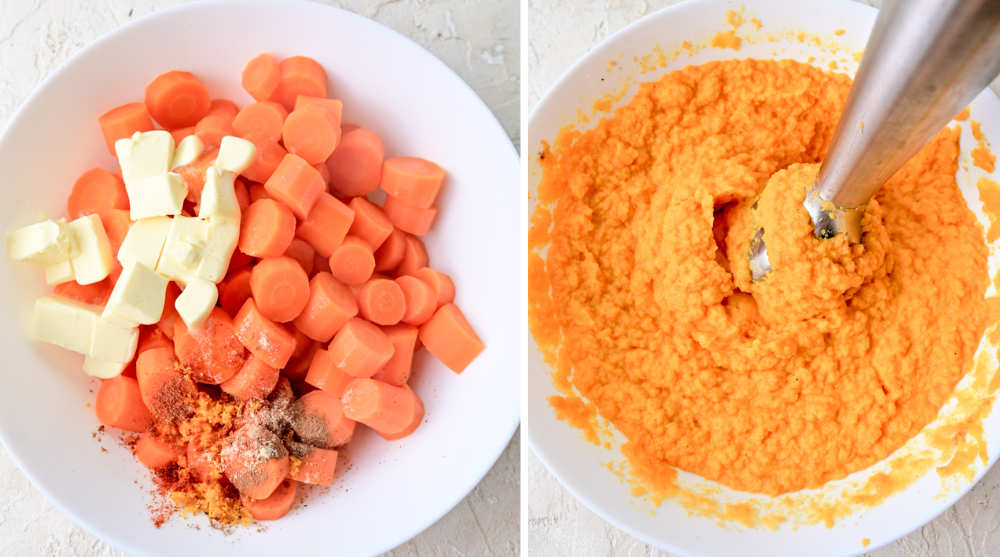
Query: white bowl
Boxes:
[
  {"xmin": 0, "ymin": 1, "xmax": 519, "ymax": 555},
  {"xmin": 528, "ymin": 0, "xmax": 1000, "ymax": 555}
]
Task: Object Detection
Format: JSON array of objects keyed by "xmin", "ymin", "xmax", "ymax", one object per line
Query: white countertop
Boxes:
[
  {"xmin": 0, "ymin": 1, "xmax": 519, "ymax": 555},
  {"xmin": 527, "ymin": 1, "xmax": 1000, "ymax": 556}
]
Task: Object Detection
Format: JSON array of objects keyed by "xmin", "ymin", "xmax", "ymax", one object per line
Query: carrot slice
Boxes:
[
  {"xmin": 294, "ymin": 96, "xmax": 343, "ymax": 128},
  {"xmin": 374, "ymin": 228, "xmax": 407, "ymax": 273},
  {"xmin": 264, "ymin": 154, "xmax": 325, "ymax": 219},
  {"xmin": 282, "ymin": 105, "xmax": 339, "ymax": 165},
  {"xmin": 250, "ymin": 256, "xmax": 310, "ymax": 323},
  {"xmin": 137, "ymin": 326, "xmax": 172, "ymax": 355},
  {"xmin": 347, "ymin": 197, "xmax": 393, "ymax": 250},
  {"xmin": 357, "ymin": 278, "xmax": 406, "ymax": 326},
  {"xmin": 219, "ymin": 268, "xmax": 253, "ymax": 316},
  {"xmin": 135, "ymin": 433, "xmax": 184, "ymax": 469},
  {"xmin": 206, "ymin": 98, "xmax": 239, "ymax": 119},
  {"xmin": 380, "ymin": 157, "xmax": 445, "ymax": 208},
  {"xmin": 409, "ymin": 267, "xmax": 456, "ymax": 307},
  {"xmin": 174, "ymin": 146, "xmax": 219, "ymax": 202},
  {"xmin": 68, "ymin": 168, "xmax": 129, "ymax": 219},
  {"xmin": 328, "ymin": 236, "xmax": 374, "ymax": 286},
  {"xmin": 99, "ymin": 209, "xmax": 132, "ymax": 255},
  {"xmin": 396, "ymin": 275, "xmax": 436, "ymax": 326},
  {"xmin": 187, "ymin": 442, "xmax": 218, "ymax": 481},
  {"xmin": 272, "ymin": 56, "xmax": 328, "ymax": 111},
  {"xmin": 170, "ymin": 126, "xmax": 196, "ymax": 144},
  {"xmin": 221, "ymin": 423, "xmax": 289, "ymax": 500},
  {"xmin": 221, "ymin": 355, "xmax": 281, "ymax": 400},
  {"xmin": 396, "ymin": 235, "xmax": 429, "ymax": 276},
  {"xmin": 383, "ymin": 194, "xmax": 438, "ymax": 236},
  {"xmin": 284, "ymin": 339, "xmax": 319, "ymax": 382},
  {"xmin": 233, "ymin": 101, "xmax": 288, "ymax": 144},
  {"xmin": 144, "ymin": 70, "xmax": 211, "ymax": 129},
  {"xmin": 234, "ymin": 298, "xmax": 297, "ymax": 369},
  {"xmin": 296, "ymin": 192, "xmax": 354, "ymax": 257},
  {"xmin": 292, "ymin": 272, "xmax": 358, "ymax": 342},
  {"xmin": 327, "ymin": 317, "xmax": 395, "ymax": 378},
  {"xmin": 326, "ymin": 128, "xmax": 384, "ymax": 197},
  {"xmin": 54, "ymin": 278, "xmax": 112, "ymax": 306},
  {"xmin": 287, "ymin": 442, "xmax": 337, "ymax": 485},
  {"xmin": 157, "ymin": 283, "xmax": 183, "ymax": 339},
  {"xmin": 284, "ymin": 238, "xmax": 315, "ymax": 274},
  {"xmin": 136, "ymin": 345, "xmax": 196, "ymax": 421},
  {"xmin": 98, "ymin": 102, "xmax": 154, "ymax": 154},
  {"xmin": 289, "ymin": 389, "xmax": 356, "ymax": 448},
  {"xmin": 234, "ymin": 177, "xmax": 250, "ymax": 211},
  {"xmin": 372, "ymin": 324, "xmax": 418, "ymax": 386},
  {"xmin": 173, "ymin": 307, "xmax": 247, "ymax": 384},
  {"xmin": 95, "ymin": 376, "xmax": 152, "ymax": 432},
  {"xmin": 239, "ymin": 198, "xmax": 296, "ymax": 258},
  {"xmin": 243, "ymin": 478, "xmax": 297, "ymax": 520},
  {"xmin": 248, "ymin": 183, "xmax": 270, "ymax": 203},
  {"xmin": 419, "ymin": 303, "xmax": 484, "ymax": 373},
  {"xmin": 242, "ymin": 53, "xmax": 281, "ymax": 102},
  {"xmin": 341, "ymin": 378, "xmax": 422, "ymax": 438},
  {"xmin": 380, "ymin": 389, "xmax": 424, "ymax": 440},
  {"xmin": 305, "ymin": 348, "xmax": 355, "ymax": 396},
  {"xmin": 194, "ymin": 113, "xmax": 234, "ymax": 148}
]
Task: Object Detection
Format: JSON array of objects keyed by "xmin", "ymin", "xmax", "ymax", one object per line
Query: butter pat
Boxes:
[
  {"xmin": 196, "ymin": 219, "xmax": 239, "ymax": 282},
  {"xmin": 104, "ymin": 261, "xmax": 169, "ymax": 325},
  {"xmin": 199, "ymin": 167, "xmax": 241, "ymax": 220},
  {"xmin": 66, "ymin": 214, "xmax": 114, "ymax": 285},
  {"xmin": 44, "ymin": 259, "xmax": 75, "ymax": 285},
  {"xmin": 172, "ymin": 134, "xmax": 205, "ymax": 169},
  {"xmin": 118, "ymin": 216, "xmax": 171, "ymax": 269},
  {"xmin": 116, "ymin": 130, "xmax": 174, "ymax": 187},
  {"xmin": 156, "ymin": 216, "xmax": 207, "ymax": 284},
  {"xmin": 91, "ymin": 318, "xmax": 139, "ymax": 363},
  {"xmin": 128, "ymin": 172, "xmax": 187, "ymax": 220},
  {"xmin": 6, "ymin": 218, "xmax": 78, "ymax": 265},
  {"xmin": 31, "ymin": 296, "xmax": 99, "ymax": 354},
  {"xmin": 175, "ymin": 279, "xmax": 218, "ymax": 329},
  {"xmin": 83, "ymin": 356, "xmax": 129, "ymax": 379},
  {"xmin": 215, "ymin": 136, "xmax": 256, "ymax": 174}
]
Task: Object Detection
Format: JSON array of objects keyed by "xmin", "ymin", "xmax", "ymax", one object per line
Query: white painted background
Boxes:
[
  {"xmin": 0, "ymin": 1, "xmax": 519, "ymax": 555},
  {"xmin": 526, "ymin": 1, "xmax": 1000, "ymax": 556}
]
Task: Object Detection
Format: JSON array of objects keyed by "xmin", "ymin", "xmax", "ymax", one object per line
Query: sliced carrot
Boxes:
[
  {"xmin": 294, "ymin": 96, "xmax": 343, "ymax": 128},
  {"xmin": 170, "ymin": 126, "xmax": 196, "ymax": 144},
  {"xmin": 282, "ymin": 105, "xmax": 339, "ymax": 165},
  {"xmin": 328, "ymin": 236, "xmax": 375, "ymax": 286},
  {"xmin": 242, "ymin": 140, "xmax": 287, "ymax": 183},
  {"xmin": 341, "ymin": 378, "xmax": 420, "ymax": 438},
  {"xmin": 98, "ymin": 102, "xmax": 154, "ymax": 154},
  {"xmin": 314, "ymin": 252, "xmax": 331, "ymax": 274},
  {"xmin": 95, "ymin": 376, "xmax": 152, "ymax": 432},
  {"xmin": 137, "ymin": 326, "xmax": 172, "ymax": 355},
  {"xmin": 347, "ymin": 197, "xmax": 393, "ymax": 250},
  {"xmin": 221, "ymin": 355, "xmax": 281, "ymax": 400},
  {"xmin": 327, "ymin": 317, "xmax": 395, "ymax": 378},
  {"xmin": 239, "ymin": 198, "xmax": 296, "ymax": 258},
  {"xmin": 248, "ymin": 182, "xmax": 270, "ymax": 203},
  {"xmin": 264, "ymin": 154, "xmax": 325, "ymax": 219},
  {"xmin": 242, "ymin": 53, "xmax": 281, "ymax": 102},
  {"xmin": 144, "ymin": 70, "xmax": 211, "ymax": 129},
  {"xmin": 380, "ymin": 157, "xmax": 445, "ymax": 208},
  {"xmin": 272, "ymin": 56, "xmax": 328, "ymax": 111},
  {"xmin": 157, "ymin": 283, "xmax": 182, "ymax": 339},
  {"xmin": 374, "ymin": 228, "xmax": 406, "ymax": 272},
  {"xmin": 296, "ymin": 192, "xmax": 354, "ymax": 257},
  {"xmin": 68, "ymin": 168, "xmax": 129, "ymax": 219},
  {"xmin": 284, "ymin": 336, "xmax": 319, "ymax": 381},
  {"xmin": 304, "ymin": 348, "xmax": 355, "ymax": 396},
  {"xmin": 136, "ymin": 345, "xmax": 196, "ymax": 421},
  {"xmin": 396, "ymin": 235, "xmax": 429, "ymax": 276},
  {"xmin": 289, "ymin": 389, "xmax": 356, "ymax": 448},
  {"xmin": 187, "ymin": 442, "xmax": 218, "ymax": 482},
  {"xmin": 419, "ymin": 303, "xmax": 483, "ymax": 373},
  {"xmin": 173, "ymin": 307, "xmax": 247, "ymax": 384},
  {"xmin": 292, "ymin": 272, "xmax": 358, "ymax": 342},
  {"xmin": 409, "ymin": 267, "xmax": 456, "ymax": 307},
  {"xmin": 174, "ymin": 146, "xmax": 219, "ymax": 202},
  {"xmin": 221, "ymin": 423, "xmax": 289, "ymax": 499},
  {"xmin": 234, "ymin": 298, "xmax": 297, "ymax": 369},
  {"xmin": 54, "ymin": 278, "xmax": 112, "ymax": 306},
  {"xmin": 250, "ymin": 256, "xmax": 310, "ymax": 322},
  {"xmin": 372, "ymin": 324, "xmax": 418, "ymax": 386},
  {"xmin": 234, "ymin": 177, "xmax": 250, "ymax": 211},
  {"xmin": 326, "ymin": 128, "xmax": 384, "ymax": 198},
  {"xmin": 206, "ymin": 98, "xmax": 239, "ymax": 119},
  {"xmin": 380, "ymin": 388, "xmax": 424, "ymax": 440},
  {"xmin": 219, "ymin": 268, "xmax": 253, "ymax": 316},
  {"xmin": 357, "ymin": 278, "xmax": 406, "ymax": 326},
  {"xmin": 242, "ymin": 478, "xmax": 297, "ymax": 520},
  {"xmin": 194, "ymin": 113, "xmax": 234, "ymax": 148},
  {"xmin": 233, "ymin": 101, "xmax": 288, "ymax": 144},
  {"xmin": 98, "ymin": 208, "xmax": 132, "ymax": 256},
  {"xmin": 383, "ymin": 194, "xmax": 438, "ymax": 236},
  {"xmin": 314, "ymin": 162, "xmax": 331, "ymax": 186},
  {"xmin": 396, "ymin": 275, "xmax": 436, "ymax": 326},
  {"xmin": 287, "ymin": 442, "xmax": 337, "ymax": 485},
  {"xmin": 285, "ymin": 238, "xmax": 315, "ymax": 275},
  {"xmin": 135, "ymin": 433, "xmax": 184, "ymax": 469}
]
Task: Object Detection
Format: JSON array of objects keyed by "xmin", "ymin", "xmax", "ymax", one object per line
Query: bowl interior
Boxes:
[
  {"xmin": 0, "ymin": 2, "xmax": 519, "ymax": 556},
  {"xmin": 527, "ymin": 0, "xmax": 1000, "ymax": 556}
]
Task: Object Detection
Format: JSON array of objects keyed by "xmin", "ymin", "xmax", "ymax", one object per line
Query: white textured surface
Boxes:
[
  {"xmin": 527, "ymin": 1, "xmax": 1000, "ymax": 556},
  {"xmin": 0, "ymin": 1, "xmax": 519, "ymax": 556}
]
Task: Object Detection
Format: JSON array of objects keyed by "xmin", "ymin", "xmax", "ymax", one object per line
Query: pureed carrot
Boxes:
[{"xmin": 24, "ymin": 51, "xmax": 486, "ymax": 531}]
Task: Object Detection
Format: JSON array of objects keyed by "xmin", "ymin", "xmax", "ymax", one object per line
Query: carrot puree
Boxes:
[{"xmin": 529, "ymin": 58, "xmax": 991, "ymax": 496}]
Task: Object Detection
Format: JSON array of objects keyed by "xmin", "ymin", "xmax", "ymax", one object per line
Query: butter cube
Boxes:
[
  {"xmin": 82, "ymin": 356, "xmax": 129, "ymax": 379},
  {"xmin": 118, "ymin": 216, "xmax": 171, "ymax": 269},
  {"xmin": 215, "ymin": 136, "xmax": 256, "ymax": 174},
  {"xmin": 128, "ymin": 172, "xmax": 187, "ymax": 220},
  {"xmin": 44, "ymin": 259, "xmax": 75, "ymax": 285},
  {"xmin": 196, "ymin": 219, "xmax": 239, "ymax": 282},
  {"xmin": 91, "ymin": 319, "xmax": 138, "ymax": 363},
  {"xmin": 156, "ymin": 216, "xmax": 208, "ymax": 284},
  {"xmin": 199, "ymin": 168, "xmax": 241, "ymax": 220},
  {"xmin": 6, "ymin": 218, "xmax": 78, "ymax": 265},
  {"xmin": 175, "ymin": 279, "xmax": 218, "ymax": 329},
  {"xmin": 171, "ymin": 134, "xmax": 205, "ymax": 169},
  {"xmin": 66, "ymin": 214, "xmax": 113, "ymax": 285},
  {"xmin": 31, "ymin": 296, "xmax": 99, "ymax": 354},
  {"xmin": 104, "ymin": 261, "xmax": 169, "ymax": 326},
  {"xmin": 116, "ymin": 130, "xmax": 174, "ymax": 187}
]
